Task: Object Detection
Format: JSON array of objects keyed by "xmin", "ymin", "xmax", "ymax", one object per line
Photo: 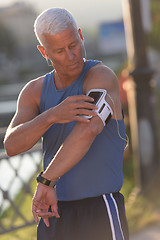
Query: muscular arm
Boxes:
[
  {"xmin": 4, "ymin": 79, "xmax": 44, "ymax": 156},
  {"xmin": 43, "ymin": 116, "xmax": 103, "ymax": 181},
  {"xmin": 4, "ymin": 77, "xmax": 97, "ymax": 156}
]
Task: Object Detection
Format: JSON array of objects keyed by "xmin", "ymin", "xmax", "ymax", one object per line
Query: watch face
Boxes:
[{"xmin": 49, "ymin": 181, "xmax": 56, "ymax": 188}]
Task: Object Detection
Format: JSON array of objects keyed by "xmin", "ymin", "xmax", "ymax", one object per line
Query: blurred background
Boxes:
[{"xmin": 0, "ymin": 0, "xmax": 159, "ymax": 239}]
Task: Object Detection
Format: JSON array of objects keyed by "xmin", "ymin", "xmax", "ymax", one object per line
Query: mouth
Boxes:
[{"xmin": 68, "ymin": 61, "xmax": 79, "ymax": 67}]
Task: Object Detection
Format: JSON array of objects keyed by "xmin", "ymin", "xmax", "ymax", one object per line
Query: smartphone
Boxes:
[
  {"xmin": 81, "ymin": 89, "xmax": 107, "ymax": 119},
  {"xmin": 88, "ymin": 91, "xmax": 103, "ymax": 105},
  {"xmin": 87, "ymin": 89, "xmax": 106, "ymax": 105}
]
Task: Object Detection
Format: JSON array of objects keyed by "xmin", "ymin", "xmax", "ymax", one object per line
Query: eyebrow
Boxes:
[{"xmin": 55, "ymin": 40, "xmax": 78, "ymax": 51}]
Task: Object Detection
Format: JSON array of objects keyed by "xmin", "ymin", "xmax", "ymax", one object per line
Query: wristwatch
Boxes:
[{"xmin": 36, "ymin": 172, "xmax": 57, "ymax": 188}]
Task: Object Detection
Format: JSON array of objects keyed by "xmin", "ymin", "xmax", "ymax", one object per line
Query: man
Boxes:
[{"xmin": 4, "ymin": 8, "xmax": 129, "ymax": 240}]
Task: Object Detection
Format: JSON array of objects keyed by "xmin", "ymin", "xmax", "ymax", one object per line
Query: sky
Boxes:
[{"xmin": 0, "ymin": 0, "xmax": 123, "ymax": 28}]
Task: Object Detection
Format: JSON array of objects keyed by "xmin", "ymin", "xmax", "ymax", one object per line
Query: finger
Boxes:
[
  {"xmin": 43, "ymin": 218, "xmax": 50, "ymax": 227},
  {"xmin": 32, "ymin": 203, "xmax": 39, "ymax": 223},
  {"xmin": 75, "ymin": 109, "xmax": 97, "ymax": 117},
  {"xmin": 73, "ymin": 102, "xmax": 98, "ymax": 111},
  {"xmin": 37, "ymin": 212, "xmax": 54, "ymax": 218},
  {"xmin": 52, "ymin": 204, "xmax": 60, "ymax": 218},
  {"xmin": 73, "ymin": 116, "xmax": 91, "ymax": 123},
  {"xmin": 33, "ymin": 211, "xmax": 39, "ymax": 223},
  {"xmin": 65, "ymin": 98, "xmax": 98, "ymax": 113},
  {"xmin": 32, "ymin": 209, "xmax": 39, "ymax": 222},
  {"xmin": 67, "ymin": 95, "xmax": 95, "ymax": 102}
]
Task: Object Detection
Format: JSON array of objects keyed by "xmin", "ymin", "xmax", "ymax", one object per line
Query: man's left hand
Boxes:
[{"xmin": 32, "ymin": 183, "xmax": 60, "ymax": 227}]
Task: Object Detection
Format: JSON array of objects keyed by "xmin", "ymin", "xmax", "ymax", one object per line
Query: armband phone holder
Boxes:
[{"xmin": 84, "ymin": 89, "xmax": 113, "ymax": 125}]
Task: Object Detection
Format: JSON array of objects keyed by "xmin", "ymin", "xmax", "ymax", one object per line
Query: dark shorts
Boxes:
[{"xmin": 37, "ymin": 192, "xmax": 129, "ymax": 240}]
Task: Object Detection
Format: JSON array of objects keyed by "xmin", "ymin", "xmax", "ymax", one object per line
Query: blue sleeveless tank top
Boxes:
[{"xmin": 39, "ymin": 60, "xmax": 126, "ymax": 201}]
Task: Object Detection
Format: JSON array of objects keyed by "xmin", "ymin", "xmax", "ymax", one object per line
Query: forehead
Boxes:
[{"xmin": 43, "ymin": 26, "xmax": 80, "ymax": 49}]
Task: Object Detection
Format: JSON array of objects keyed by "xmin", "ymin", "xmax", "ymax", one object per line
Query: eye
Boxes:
[
  {"xmin": 57, "ymin": 49, "xmax": 63, "ymax": 54},
  {"xmin": 69, "ymin": 42, "xmax": 78, "ymax": 49},
  {"xmin": 70, "ymin": 44, "xmax": 76, "ymax": 48}
]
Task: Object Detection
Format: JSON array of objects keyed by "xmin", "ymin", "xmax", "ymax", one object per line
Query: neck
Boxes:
[
  {"xmin": 54, "ymin": 59, "xmax": 86, "ymax": 90},
  {"xmin": 54, "ymin": 72, "xmax": 72, "ymax": 89}
]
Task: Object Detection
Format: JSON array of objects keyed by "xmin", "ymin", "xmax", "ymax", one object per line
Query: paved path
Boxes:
[{"xmin": 130, "ymin": 224, "xmax": 160, "ymax": 240}]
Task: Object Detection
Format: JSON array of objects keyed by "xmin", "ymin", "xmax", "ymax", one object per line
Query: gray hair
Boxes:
[{"xmin": 34, "ymin": 8, "xmax": 78, "ymax": 45}]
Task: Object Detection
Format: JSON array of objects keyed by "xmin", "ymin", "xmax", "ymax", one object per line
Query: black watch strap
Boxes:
[{"xmin": 36, "ymin": 172, "xmax": 57, "ymax": 188}]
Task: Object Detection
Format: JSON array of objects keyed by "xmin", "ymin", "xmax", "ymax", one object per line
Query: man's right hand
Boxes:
[{"xmin": 50, "ymin": 95, "xmax": 98, "ymax": 124}]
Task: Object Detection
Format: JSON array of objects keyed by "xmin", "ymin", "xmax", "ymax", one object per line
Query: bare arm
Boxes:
[
  {"xmin": 4, "ymin": 79, "xmax": 44, "ymax": 156},
  {"xmin": 4, "ymin": 78, "xmax": 97, "ymax": 156},
  {"xmin": 32, "ymin": 116, "xmax": 104, "ymax": 227},
  {"xmin": 43, "ymin": 116, "xmax": 103, "ymax": 181}
]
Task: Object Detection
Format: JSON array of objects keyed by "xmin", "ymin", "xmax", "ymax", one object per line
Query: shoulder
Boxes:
[
  {"xmin": 83, "ymin": 62, "xmax": 119, "ymax": 94},
  {"xmin": 18, "ymin": 75, "xmax": 45, "ymax": 107}
]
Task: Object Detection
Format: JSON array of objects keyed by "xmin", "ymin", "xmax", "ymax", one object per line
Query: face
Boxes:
[{"xmin": 39, "ymin": 26, "xmax": 84, "ymax": 81}]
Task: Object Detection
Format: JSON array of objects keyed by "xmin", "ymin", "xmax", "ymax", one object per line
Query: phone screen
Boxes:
[{"xmin": 88, "ymin": 91, "xmax": 103, "ymax": 105}]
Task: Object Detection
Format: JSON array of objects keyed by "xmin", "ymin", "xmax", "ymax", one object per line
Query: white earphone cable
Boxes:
[{"xmin": 106, "ymin": 92, "xmax": 129, "ymax": 150}]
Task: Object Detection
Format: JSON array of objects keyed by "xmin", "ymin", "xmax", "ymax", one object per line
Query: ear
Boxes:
[
  {"xmin": 37, "ymin": 45, "xmax": 48, "ymax": 59},
  {"xmin": 78, "ymin": 28, "xmax": 84, "ymax": 44}
]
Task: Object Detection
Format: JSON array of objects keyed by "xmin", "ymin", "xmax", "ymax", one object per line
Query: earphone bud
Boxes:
[{"xmin": 45, "ymin": 55, "xmax": 53, "ymax": 67}]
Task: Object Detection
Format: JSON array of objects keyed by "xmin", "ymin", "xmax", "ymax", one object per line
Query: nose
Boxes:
[{"xmin": 66, "ymin": 48, "xmax": 75, "ymax": 61}]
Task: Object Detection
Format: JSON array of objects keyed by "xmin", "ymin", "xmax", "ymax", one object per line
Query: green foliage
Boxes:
[
  {"xmin": 0, "ymin": 178, "xmax": 37, "ymax": 240},
  {"xmin": 121, "ymin": 155, "xmax": 135, "ymax": 200},
  {"xmin": 0, "ymin": 22, "xmax": 17, "ymax": 56},
  {"xmin": 126, "ymin": 194, "xmax": 160, "ymax": 234},
  {"xmin": 147, "ymin": 0, "xmax": 160, "ymax": 51},
  {"xmin": 0, "ymin": 225, "xmax": 36, "ymax": 240}
]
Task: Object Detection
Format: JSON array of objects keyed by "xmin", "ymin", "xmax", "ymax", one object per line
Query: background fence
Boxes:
[{"xmin": 0, "ymin": 143, "xmax": 42, "ymax": 235}]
